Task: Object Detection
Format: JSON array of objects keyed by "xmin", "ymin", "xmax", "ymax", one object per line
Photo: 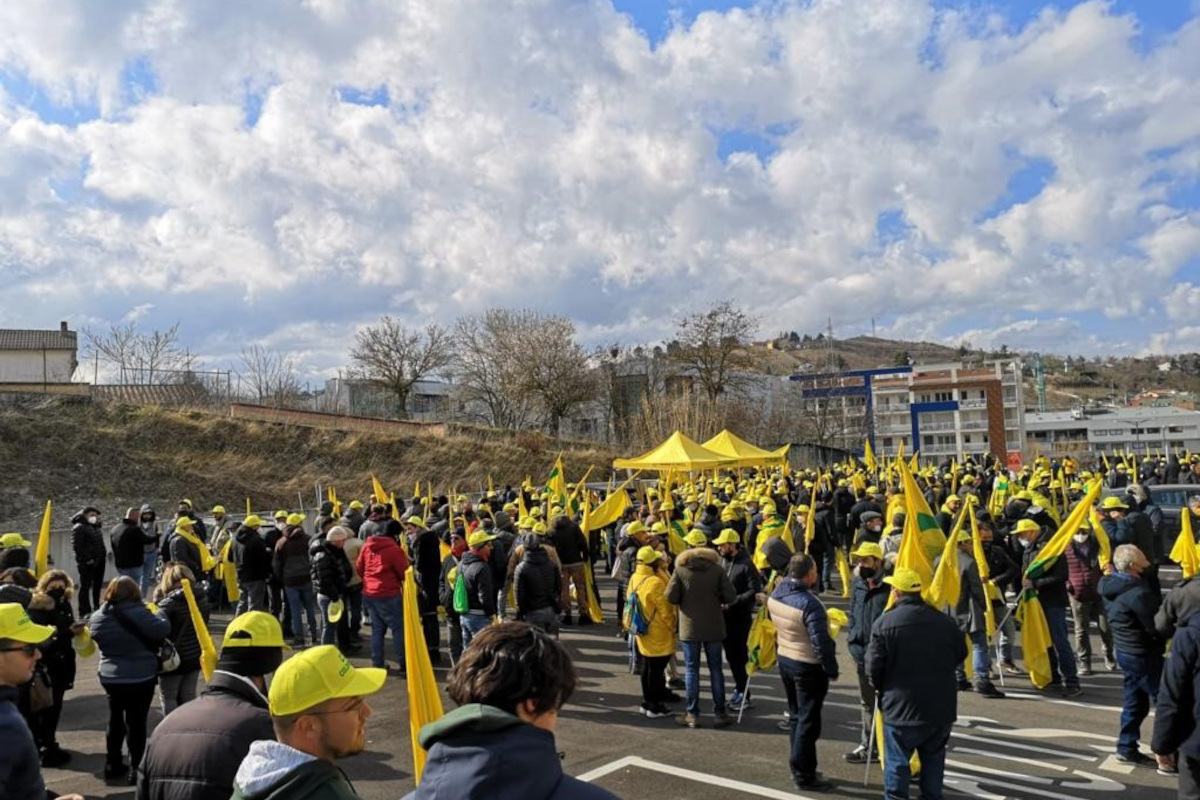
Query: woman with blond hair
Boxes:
[
  {"xmin": 89, "ymin": 575, "xmax": 169, "ymax": 782},
  {"xmin": 154, "ymin": 563, "xmax": 210, "ymax": 715},
  {"xmin": 29, "ymin": 569, "xmax": 83, "ymax": 766}
]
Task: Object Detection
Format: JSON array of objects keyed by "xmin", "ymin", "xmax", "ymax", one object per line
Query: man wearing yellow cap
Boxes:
[
  {"xmin": 139, "ymin": 612, "xmax": 288, "ymax": 800},
  {"xmin": 459, "ymin": 531, "xmax": 500, "ymax": 647},
  {"xmin": 843, "ymin": 541, "xmax": 889, "ymax": 764},
  {"xmin": 0, "ymin": 603, "xmax": 84, "ymax": 800},
  {"xmin": 233, "ymin": 515, "xmax": 272, "ymax": 615},
  {"xmin": 866, "ymin": 568, "xmax": 967, "ymax": 800},
  {"xmin": 231, "ymin": 645, "xmax": 384, "ymax": 800},
  {"xmin": 714, "ymin": 528, "xmax": 762, "ymax": 713}
]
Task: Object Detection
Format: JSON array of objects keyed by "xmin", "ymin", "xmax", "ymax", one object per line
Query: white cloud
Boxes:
[{"xmin": 0, "ymin": 0, "xmax": 1198, "ymax": 380}]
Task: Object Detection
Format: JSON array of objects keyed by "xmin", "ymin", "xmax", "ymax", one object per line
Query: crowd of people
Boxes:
[{"xmin": 2, "ymin": 450, "xmax": 1200, "ymax": 799}]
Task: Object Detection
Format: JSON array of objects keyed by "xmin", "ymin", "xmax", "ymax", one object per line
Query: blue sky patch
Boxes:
[
  {"xmin": 978, "ymin": 155, "xmax": 1056, "ymax": 221},
  {"xmin": 338, "ymin": 85, "xmax": 390, "ymax": 107},
  {"xmin": 0, "ymin": 70, "xmax": 100, "ymax": 127}
]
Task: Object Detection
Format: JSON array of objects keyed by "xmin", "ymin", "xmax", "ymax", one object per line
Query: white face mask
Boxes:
[
  {"xmin": 1073, "ymin": 533, "xmax": 1089, "ymax": 544},
  {"xmin": 87, "ymin": 515, "xmax": 99, "ymax": 525},
  {"xmin": 1018, "ymin": 538, "xmax": 1032, "ymax": 549}
]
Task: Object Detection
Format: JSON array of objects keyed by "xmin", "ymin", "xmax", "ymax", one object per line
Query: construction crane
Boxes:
[{"xmin": 1033, "ymin": 352, "xmax": 1047, "ymax": 413}]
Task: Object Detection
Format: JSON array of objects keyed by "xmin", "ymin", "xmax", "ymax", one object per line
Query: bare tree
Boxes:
[
  {"xmin": 452, "ymin": 309, "xmax": 537, "ymax": 429},
  {"xmin": 515, "ymin": 313, "xmax": 598, "ymax": 437},
  {"xmin": 668, "ymin": 301, "xmax": 760, "ymax": 402},
  {"xmin": 135, "ymin": 323, "xmax": 186, "ymax": 384},
  {"xmin": 349, "ymin": 317, "xmax": 453, "ymax": 419},
  {"xmin": 239, "ymin": 344, "xmax": 303, "ymax": 407},
  {"xmin": 83, "ymin": 323, "xmax": 139, "ymax": 382},
  {"xmin": 83, "ymin": 321, "xmax": 187, "ymax": 384}
]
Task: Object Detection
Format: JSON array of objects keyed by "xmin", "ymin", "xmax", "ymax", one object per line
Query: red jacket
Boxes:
[{"xmin": 357, "ymin": 535, "xmax": 409, "ymax": 598}]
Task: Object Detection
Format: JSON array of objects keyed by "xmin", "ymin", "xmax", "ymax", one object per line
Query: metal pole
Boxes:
[
  {"xmin": 737, "ymin": 673, "xmax": 753, "ymax": 725},
  {"xmin": 864, "ymin": 695, "xmax": 879, "ymax": 786}
]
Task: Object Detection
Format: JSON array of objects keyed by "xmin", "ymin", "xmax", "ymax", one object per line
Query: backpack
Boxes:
[
  {"xmin": 622, "ymin": 590, "xmax": 650, "ymax": 636},
  {"xmin": 452, "ymin": 571, "xmax": 470, "ymax": 614}
]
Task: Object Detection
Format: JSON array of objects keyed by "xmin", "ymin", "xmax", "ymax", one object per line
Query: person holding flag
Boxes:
[
  {"xmin": 153, "ymin": 564, "xmax": 211, "ymax": 715},
  {"xmin": 942, "ymin": 528, "xmax": 1005, "ymax": 699}
]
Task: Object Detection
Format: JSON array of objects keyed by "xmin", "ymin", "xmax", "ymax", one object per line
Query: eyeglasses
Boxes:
[{"xmin": 0, "ymin": 644, "xmax": 39, "ymax": 656}]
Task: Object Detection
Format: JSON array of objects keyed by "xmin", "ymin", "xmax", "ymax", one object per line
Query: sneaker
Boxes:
[
  {"xmin": 40, "ymin": 746, "xmax": 71, "ymax": 768},
  {"xmin": 712, "ymin": 713, "xmax": 733, "ymax": 729},
  {"xmin": 843, "ymin": 747, "xmax": 870, "ymax": 764},
  {"xmin": 777, "ymin": 719, "xmax": 793, "ymax": 732},
  {"xmin": 1114, "ymin": 751, "xmax": 1155, "ymax": 767},
  {"xmin": 641, "ymin": 704, "xmax": 671, "ymax": 719},
  {"xmin": 795, "ymin": 775, "xmax": 835, "ymax": 792},
  {"xmin": 578, "ymin": 616, "xmax": 594, "ymax": 626},
  {"xmin": 1061, "ymin": 685, "xmax": 1083, "ymax": 698},
  {"xmin": 1078, "ymin": 664, "xmax": 1093, "ymax": 676},
  {"xmin": 975, "ymin": 682, "xmax": 1006, "ymax": 699},
  {"xmin": 729, "ymin": 694, "xmax": 755, "ymax": 712},
  {"xmin": 676, "ymin": 713, "xmax": 699, "ymax": 729},
  {"xmin": 1000, "ymin": 660, "xmax": 1025, "ymax": 675},
  {"xmin": 1105, "ymin": 658, "xmax": 1119, "ymax": 672},
  {"xmin": 729, "ymin": 690, "xmax": 744, "ymax": 707},
  {"xmin": 104, "ymin": 761, "xmax": 129, "ymax": 780},
  {"xmin": 1158, "ymin": 762, "xmax": 1179, "ymax": 777},
  {"xmin": 957, "ymin": 679, "xmax": 973, "ymax": 692}
]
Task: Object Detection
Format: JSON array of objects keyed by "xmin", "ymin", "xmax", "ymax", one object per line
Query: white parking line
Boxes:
[{"xmin": 576, "ymin": 755, "xmax": 822, "ymax": 800}]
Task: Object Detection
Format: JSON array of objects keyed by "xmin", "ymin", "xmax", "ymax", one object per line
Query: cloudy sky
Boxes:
[{"xmin": 1, "ymin": 0, "xmax": 1198, "ymax": 381}]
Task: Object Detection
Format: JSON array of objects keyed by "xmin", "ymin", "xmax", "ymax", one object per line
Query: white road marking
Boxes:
[
  {"xmin": 576, "ymin": 755, "xmax": 822, "ymax": 800},
  {"xmin": 951, "ymin": 731, "xmax": 1095, "ymax": 761}
]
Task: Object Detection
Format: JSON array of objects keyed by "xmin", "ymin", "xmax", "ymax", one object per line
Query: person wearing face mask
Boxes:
[
  {"xmin": 438, "ymin": 529, "xmax": 469, "ymax": 663},
  {"xmin": 112, "ymin": 508, "xmax": 154, "ymax": 589},
  {"xmin": 843, "ymin": 542, "xmax": 890, "ymax": 764},
  {"xmin": 854, "ymin": 511, "xmax": 885, "ymax": 547},
  {"xmin": 1099, "ymin": 545, "xmax": 1166, "ymax": 767},
  {"xmin": 138, "ymin": 612, "xmax": 288, "ymax": 800},
  {"xmin": 1015, "ymin": 518, "xmax": 1082, "ymax": 697},
  {"xmin": 137, "ymin": 505, "xmax": 161, "ymax": 598},
  {"xmin": 975, "ymin": 520, "xmax": 1022, "ymax": 675},
  {"xmin": 70, "ymin": 507, "xmax": 107, "ymax": 617},
  {"xmin": 714, "ymin": 528, "xmax": 762, "ymax": 713},
  {"xmin": 28, "ymin": 570, "xmax": 81, "ymax": 768},
  {"xmin": 1065, "ymin": 524, "xmax": 1116, "ymax": 675}
]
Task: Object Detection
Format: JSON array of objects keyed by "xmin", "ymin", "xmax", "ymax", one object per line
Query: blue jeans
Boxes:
[
  {"xmin": 995, "ymin": 601, "xmax": 1016, "ymax": 662},
  {"xmin": 363, "ymin": 594, "xmax": 405, "ymax": 667},
  {"xmin": 883, "ymin": 722, "xmax": 953, "ymax": 800},
  {"xmin": 117, "ymin": 566, "xmax": 143, "ymax": 588},
  {"xmin": 460, "ymin": 614, "xmax": 491, "ymax": 649},
  {"xmin": 140, "ymin": 550, "xmax": 158, "ymax": 597},
  {"xmin": 1116, "ymin": 651, "xmax": 1162, "ymax": 757},
  {"xmin": 283, "ymin": 584, "xmax": 318, "ymax": 641},
  {"xmin": 955, "ymin": 629, "xmax": 991, "ymax": 684},
  {"xmin": 1043, "ymin": 604, "xmax": 1078, "ymax": 687},
  {"xmin": 681, "ymin": 640, "xmax": 726, "ymax": 716},
  {"xmin": 317, "ymin": 594, "xmax": 349, "ymax": 648}
]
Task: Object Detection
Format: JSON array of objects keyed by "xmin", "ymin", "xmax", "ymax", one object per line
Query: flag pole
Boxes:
[{"xmin": 864, "ymin": 696, "xmax": 879, "ymax": 786}]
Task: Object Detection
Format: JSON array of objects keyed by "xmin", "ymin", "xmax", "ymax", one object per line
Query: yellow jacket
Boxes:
[{"xmin": 628, "ymin": 564, "xmax": 676, "ymax": 657}]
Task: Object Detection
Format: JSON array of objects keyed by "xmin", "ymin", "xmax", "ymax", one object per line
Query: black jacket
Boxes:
[
  {"xmin": 410, "ymin": 529, "xmax": 444, "ymax": 601},
  {"xmin": 272, "ymin": 527, "xmax": 312, "ymax": 588},
  {"xmin": 849, "ymin": 499, "xmax": 883, "ymax": 533},
  {"xmin": 112, "ymin": 519, "xmax": 151, "ymax": 569},
  {"xmin": 231, "ymin": 526, "xmax": 271, "ymax": 583},
  {"xmin": 168, "ymin": 533, "xmax": 205, "ymax": 578},
  {"xmin": 28, "ymin": 591, "xmax": 76, "ymax": 687},
  {"xmin": 1099, "ymin": 572, "xmax": 1164, "ymax": 659},
  {"xmin": 846, "ymin": 574, "xmax": 889, "ymax": 664},
  {"xmin": 514, "ymin": 543, "xmax": 561, "ymax": 617},
  {"xmin": 549, "ymin": 517, "xmax": 589, "ymax": 565},
  {"xmin": 311, "ymin": 541, "xmax": 351, "ymax": 600},
  {"xmin": 137, "ymin": 671, "xmax": 275, "ymax": 800},
  {"xmin": 156, "ymin": 587, "xmax": 210, "ymax": 673},
  {"xmin": 71, "ymin": 512, "xmax": 106, "ymax": 567},
  {"xmin": 981, "ymin": 541, "xmax": 1019, "ymax": 594},
  {"xmin": 0, "ymin": 685, "xmax": 45, "ymax": 800},
  {"xmin": 458, "ymin": 551, "xmax": 496, "ymax": 616},
  {"xmin": 1156, "ymin": 576, "xmax": 1200, "ymax": 638},
  {"xmin": 719, "ymin": 548, "xmax": 762, "ymax": 617},
  {"xmin": 439, "ymin": 553, "xmax": 461, "ymax": 615},
  {"xmin": 866, "ymin": 595, "xmax": 967, "ymax": 727},
  {"xmin": 1021, "ymin": 529, "xmax": 1070, "ymax": 609},
  {"xmin": 1153, "ymin": 611, "xmax": 1200, "ymax": 759}
]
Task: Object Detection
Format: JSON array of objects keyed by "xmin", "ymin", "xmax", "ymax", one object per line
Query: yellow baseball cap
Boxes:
[
  {"xmin": 1100, "ymin": 496, "xmax": 1128, "ymax": 511},
  {"xmin": 1014, "ymin": 519, "xmax": 1041, "ymax": 535},
  {"xmin": 713, "ymin": 529, "xmax": 740, "ymax": 546},
  {"xmin": 405, "ymin": 515, "xmax": 426, "ymax": 529},
  {"xmin": 636, "ymin": 545, "xmax": 662, "ymax": 565},
  {"xmin": 268, "ymin": 645, "xmax": 386, "ymax": 716},
  {"xmin": 286, "ymin": 513, "xmax": 306, "ymax": 526},
  {"xmin": 175, "ymin": 517, "xmax": 195, "ymax": 530},
  {"xmin": 649, "ymin": 521, "xmax": 668, "ymax": 535},
  {"xmin": 0, "ymin": 602, "xmax": 55, "ymax": 643},
  {"xmin": 212, "ymin": 505, "xmax": 226, "ymax": 514},
  {"xmin": 956, "ymin": 528, "xmax": 973, "ymax": 543},
  {"xmin": 532, "ymin": 522, "xmax": 547, "ymax": 535},
  {"xmin": 242, "ymin": 515, "xmax": 263, "ymax": 529},
  {"xmin": 467, "ymin": 531, "xmax": 498, "ymax": 549},
  {"xmin": 0, "ymin": 532, "xmax": 31, "ymax": 548},
  {"xmin": 626, "ymin": 521, "xmax": 646, "ymax": 536},
  {"xmin": 849, "ymin": 541, "xmax": 884, "ymax": 560},
  {"xmin": 222, "ymin": 611, "xmax": 291, "ymax": 650},
  {"xmin": 348, "ymin": 500, "xmax": 364, "ymax": 510},
  {"xmin": 684, "ymin": 529, "xmax": 709, "ymax": 547},
  {"xmin": 883, "ymin": 567, "xmax": 924, "ymax": 593}
]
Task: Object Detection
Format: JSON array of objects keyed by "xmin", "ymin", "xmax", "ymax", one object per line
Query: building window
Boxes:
[
  {"xmin": 883, "ymin": 437, "xmax": 893, "ymax": 448},
  {"xmin": 935, "ymin": 391, "xmax": 952, "ymax": 402},
  {"xmin": 1169, "ymin": 426, "xmax": 1184, "ymax": 433}
]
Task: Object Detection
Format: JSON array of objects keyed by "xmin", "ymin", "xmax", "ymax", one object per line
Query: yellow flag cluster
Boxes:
[
  {"xmin": 403, "ymin": 567, "xmax": 444, "ymax": 783},
  {"xmin": 1170, "ymin": 507, "xmax": 1200, "ymax": 579}
]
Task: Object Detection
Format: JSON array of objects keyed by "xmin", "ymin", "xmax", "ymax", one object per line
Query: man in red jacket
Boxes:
[{"xmin": 356, "ymin": 528, "xmax": 410, "ymax": 673}]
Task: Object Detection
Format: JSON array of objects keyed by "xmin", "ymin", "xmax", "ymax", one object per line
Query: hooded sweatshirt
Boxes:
[
  {"xmin": 231, "ymin": 740, "xmax": 361, "ymax": 800},
  {"xmin": 403, "ymin": 704, "xmax": 619, "ymax": 800}
]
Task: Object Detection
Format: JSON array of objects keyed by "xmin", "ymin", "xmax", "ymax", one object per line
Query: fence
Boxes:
[{"xmin": 228, "ymin": 402, "xmax": 449, "ymax": 437}]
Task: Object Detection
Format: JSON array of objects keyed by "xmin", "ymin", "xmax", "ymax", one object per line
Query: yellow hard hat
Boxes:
[
  {"xmin": 348, "ymin": 500, "xmax": 364, "ymax": 511},
  {"xmin": 1014, "ymin": 519, "xmax": 1042, "ymax": 535},
  {"xmin": 1101, "ymin": 496, "xmax": 1128, "ymax": 511},
  {"xmin": 242, "ymin": 515, "xmax": 263, "ymax": 529},
  {"xmin": 212, "ymin": 505, "xmax": 226, "ymax": 515},
  {"xmin": 849, "ymin": 542, "xmax": 884, "ymax": 560},
  {"xmin": 467, "ymin": 531, "xmax": 498, "ymax": 549}
]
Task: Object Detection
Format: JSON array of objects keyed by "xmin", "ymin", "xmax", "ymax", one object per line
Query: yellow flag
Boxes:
[
  {"xmin": 390, "ymin": 493, "xmax": 401, "ymax": 523},
  {"xmin": 246, "ymin": 497, "xmax": 252, "ymax": 517},
  {"xmin": 34, "ymin": 500, "xmax": 52, "ymax": 577},
  {"xmin": 968, "ymin": 506, "xmax": 997, "ymax": 639},
  {"xmin": 371, "ymin": 474, "xmax": 389, "ymax": 505},
  {"xmin": 863, "ymin": 437, "xmax": 877, "ymax": 473},
  {"xmin": 926, "ymin": 513, "xmax": 961, "ymax": 609},
  {"xmin": 403, "ymin": 567, "xmax": 444, "ymax": 783},
  {"xmin": 835, "ymin": 550, "xmax": 852, "ymax": 599},
  {"xmin": 220, "ymin": 540, "xmax": 241, "ymax": 603},
  {"xmin": 1016, "ymin": 594, "xmax": 1054, "ymax": 688},
  {"xmin": 1170, "ymin": 507, "xmax": 1200, "ymax": 578},
  {"xmin": 181, "ymin": 579, "xmax": 217, "ymax": 681},
  {"xmin": 584, "ymin": 473, "xmax": 638, "ymax": 532},
  {"xmin": 579, "ymin": 499, "xmax": 604, "ymax": 623},
  {"xmin": 1090, "ymin": 506, "xmax": 1111, "ymax": 570}
]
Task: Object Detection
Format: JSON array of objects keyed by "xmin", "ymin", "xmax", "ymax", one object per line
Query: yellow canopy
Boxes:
[
  {"xmin": 702, "ymin": 430, "xmax": 790, "ymax": 468},
  {"xmin": 613, "ymin": 431, "xmax": 736, "ymax": 472}
]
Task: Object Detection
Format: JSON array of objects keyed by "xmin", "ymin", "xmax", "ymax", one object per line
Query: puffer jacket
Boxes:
[
  {"xmin": 627, "ymin": 564, "xmax": 676, "ymax": 657},
  {"xmin": 767, "ymin": 576, "xmax": 838, "ymax": 678},
  {"xmin": 89, "ymin": 599, "xmax": 171, "ymax": 683},
  {"xmin": 137, "ymin": 671, "xmax": 275, "ymax": 800},
  {"xmin": 357, "ymin": 534, "xmax": 408, "ymax": 598},
  {"xmin": 112, "ymin": 518, "xmax": 151, "ymax": 569},
  {"xmin": 1153, "ymin": 611, "xmax": 1200, "ymax": 759},
  {"xmin": 311, "ymin": 541, "xmax": 351, "ymax": 600},
  {"xmin": 665, "ymin": 547, "xmax": 736, "ymax": 642},
  {"xmin": 71, "ymin": 511, "xmax": 106, "ymax": 567},
  {"xmin": 1021, "ymin": 528, "xmax": 1070, "ymax": 609},
  {"xmin": 1064, "ymin": 536, "xmax": 1103, "ymax": 602},
  {"xmin": 1156, "ymin": 576, "xmax": 1200, "ymax": 637},
  {"xmin": 156, "ymin": 587, "xmax": 210, "ymax": 674},
  {"xmin": 404, "ymin": 704, "xmax": 620, "ymax": 800},
  {"xmin": 272, "ymin": 526, "xmax": 312, "ymax": 588},
  {"xmin": 27, "ymin": 590, "xmax": 76, "ymax": 688},
  {"xmin": 513, "ymin": 542, "xmax": 560, "ymax": 617},
  {"xmin": 1099, "ymin": 571, "xmax": 1164, "ymax": 659},
  {"xmin": 846, "ymin": 572, "xmax": 890, "ymax": 664}
]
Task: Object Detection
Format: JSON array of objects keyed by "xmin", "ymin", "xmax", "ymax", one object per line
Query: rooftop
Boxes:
[{"xmin": 0, "ymin": 323, "xmax": 77, "ymax": 351}]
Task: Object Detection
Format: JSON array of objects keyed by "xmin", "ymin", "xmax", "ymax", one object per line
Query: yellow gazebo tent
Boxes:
[
  {"xmin": 613, "ymin": 431, "xmax": 736, "ymax": 472},
  {"xmin": 702, "ymin": 430, "xmax": 790, "ymax": 468}
]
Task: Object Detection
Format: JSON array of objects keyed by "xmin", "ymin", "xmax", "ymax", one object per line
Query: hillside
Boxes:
[{"xmin": 0, "ymin": 399, "xmax": 614, "ymax": 534}]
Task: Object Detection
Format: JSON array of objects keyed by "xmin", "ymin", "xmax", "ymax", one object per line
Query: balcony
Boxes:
[{"xmin": 958, "ymin": 398, "xmax": 987, "ymax": 410}]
